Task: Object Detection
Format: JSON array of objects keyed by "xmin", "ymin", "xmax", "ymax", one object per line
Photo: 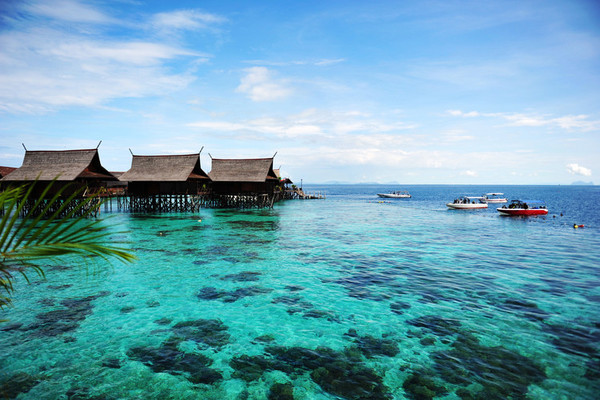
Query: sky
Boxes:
[{"xmin": 1, "ymin": 0, "xmax": 599, "ymax": 184}]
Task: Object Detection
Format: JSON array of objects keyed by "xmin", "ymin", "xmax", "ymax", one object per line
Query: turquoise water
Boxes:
[{"xmin": 1, "ymin": 185, "xmax": 599, "ymax": 399}]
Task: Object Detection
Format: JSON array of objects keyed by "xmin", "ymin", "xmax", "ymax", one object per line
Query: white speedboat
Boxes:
[
  {"xmin": 377, "ymin": 191, "xmax": 411, "ymax": 198},
  {"xmin": 446, "ymin": 196, "xmax": 488, "ymax": 209},
  {"xmin": 483, "ymin": 193, "xmax": 507, "ymax": 203}
]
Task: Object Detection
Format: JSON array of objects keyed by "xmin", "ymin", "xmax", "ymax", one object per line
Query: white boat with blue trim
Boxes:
[
  {"xmin": 446, "ymin": 196, "xmax": 488, "ymax": 209},
  {"xmin": 377, "ymin": 190, "xmax": 411, "ymax": 199},
  {"xmin": 483, "ymin": 193, "xmax": 508, "ymax": 203}
]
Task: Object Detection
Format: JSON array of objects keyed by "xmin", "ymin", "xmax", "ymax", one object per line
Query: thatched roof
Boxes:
[
  {"xmin": 1, "ymin": 149, "xmax": 115, "ymax": 182},
  {"xmin": 209, "ymin": 158, "xmax": 278, "ymax": 182},
  {"xmin": 273, "ymin": 168, "xmax": 293, "ymax": 184},
  {"xmin": 0, "ymin": 166, "xmax": 16, "ymax": 178},
  {"xmin": 118, "ymin": 154, "xmax": 209, "ymax": 182}
]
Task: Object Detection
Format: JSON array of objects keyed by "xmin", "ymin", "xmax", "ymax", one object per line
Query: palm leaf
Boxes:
[{"xmin": 0, "ymin": 180, "xmax": 136, "ymax": 311}]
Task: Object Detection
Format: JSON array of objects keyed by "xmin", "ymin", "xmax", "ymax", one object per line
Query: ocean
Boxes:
[{"xmin": 1, "ymin": 184, "xmax": 599, "ymax": 399}]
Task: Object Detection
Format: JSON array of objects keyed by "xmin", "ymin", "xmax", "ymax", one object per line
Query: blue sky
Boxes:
[{"xmin": 1, "ymin": 0, "xmax": 599, "ymax": 184}]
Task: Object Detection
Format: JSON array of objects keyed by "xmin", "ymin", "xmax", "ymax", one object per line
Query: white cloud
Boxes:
[
  {"xmin": 187, "ymin": 108, "xmax": 417, "ymax": 141},
  {"xmin": 187, "ymin": 121, "xmax": 246, "ymax": 131},
  {"xmin": 188, "ymin": 117, "xmax": 323, "ymax": 138},
  {"xmin": 244, "ymin": 58, "xmax": 346, "ymax": 67},
  {"xmin": 448, "ymin": 109, "xmax": 600, "ymax": 131},
  {"xmin": 0, "ymin": 4, "xmax": 206, "ymax": 114},
  {"xmin": 502, "ymin": 113, "xmax": 600, "ymax": 131},
  {"xmin": 447, "ymin": 110, "xmax": 480, "ymax": 117},
  {"xmin": 152, "ymin": 10, "xmax": 226, "ymax": 31},
  {"xmin": 501, "ymin": 113, "xmax": 548, "ymax": 127},
  {"xmin": 441, "ymin": 130, "xmax": 475, "ymax": 142},
  {"xmin": 551, "ymin": 115, "xmax": 598, "ymax": 130},
  {"xmin": 45, "ymin": 39, "xmax": 203, "ymax": 66},
  {"xmin": 566, "ymin": 163, "xmax": 592, "ymax": 177},
  {"xmin": 24, "ymin": 0, "xmax": 116, "ymax": 24},
  {"xmin": 461, "ymin": 170, "xmax": 478, "ymax": 177},
  {"xmin": 236, "ymin": 67, "xmax": 293, "ymax": 102},
  {"xmin": 0, "ymin": 33, "xmax": 197, "ymax": 112},
  {"xmin": 314, "ymin": 58, "xmax": 346, "ymax": 66}
]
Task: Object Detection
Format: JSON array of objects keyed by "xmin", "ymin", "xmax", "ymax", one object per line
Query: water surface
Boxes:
[{"xmin": 1, "ymin": 185, "xmax": 598, "ymax": 399}]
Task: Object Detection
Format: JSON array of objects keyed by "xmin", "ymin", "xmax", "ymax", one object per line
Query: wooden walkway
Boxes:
[
  {"xmin": 96, "ymin": 189, "xmax": 325, "ymax": 213},
  {"xmin": 101, "ymin": 192, "xmax": 284, "ymax": 212},
  {"xmin": 286, "ymin": 188, "xmax": 326, "ymax": 199}
]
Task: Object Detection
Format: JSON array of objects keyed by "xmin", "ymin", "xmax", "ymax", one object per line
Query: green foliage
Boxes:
[{"xmin": 0, "ymin": 181, "xmax": 135, "ymax": 312}]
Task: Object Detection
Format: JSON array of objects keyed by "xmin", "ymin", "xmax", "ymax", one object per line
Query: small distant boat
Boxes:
[
  {"xmin": 483, "ymin": 193, "xmax": 507, "ymax": 203},
  {"xmin": 497, "ymin": 200, "xmax": 548, "ymax": 216},
  {"xmin": 377, "ymin": 190, "xmax": 411, "ymax": 198},
  {"xmin": 446, "ymin": 196, "xmax": 488, "ymax": 209}
]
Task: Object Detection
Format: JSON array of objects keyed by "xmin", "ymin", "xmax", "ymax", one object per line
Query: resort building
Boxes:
[
  {"xmin": 1, "ymin": 146, "xmax": 309, "ymax": 211},
  {"xmin": 207, "ymin": 156, "xmax": 282, "ymax": 208},
  {"xmin": 208, "ymin": 157, "xmax": 279, "ymax": 195},
  {"xmin": 117, "ymin": 152, "xmax": 211, "ymax": 212},
  {"xmin": 119, "ymin": 153, "xmax": 210, "ymax": 196},
  {"xmin": 0, "ymin": 148, "xmax": 116, "ymax": 196},
  {"xmin": 0, "ymin": 166, "xmax": 16, "ymax": 179}
]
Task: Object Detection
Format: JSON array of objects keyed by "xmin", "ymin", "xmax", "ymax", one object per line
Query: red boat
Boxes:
[{"xmin": 497, "ymin": 200, "xmax": 548, "ymax": 216}]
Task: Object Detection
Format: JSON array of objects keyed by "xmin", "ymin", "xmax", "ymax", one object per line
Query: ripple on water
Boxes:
[{"xmin": 1, "ymin": 188, "xmax": 599, "ymax": 399}]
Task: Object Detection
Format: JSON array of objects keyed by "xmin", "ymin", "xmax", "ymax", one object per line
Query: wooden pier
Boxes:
[
  {"xmin": 19, "ymin": 196, "xmax": 104, "ymax": 218},
  {"xmin": 102, "ymin": 192, "xmax": 285, "ymax": 212},
  {"xmin": 287, "ymin": 188, "xmax": 326, "ymax": 200}
]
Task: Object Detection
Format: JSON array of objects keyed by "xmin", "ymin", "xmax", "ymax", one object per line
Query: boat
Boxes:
[
  {"xmin": 446, "ymin": 196, "xmax": 488, "ymax": 209},
  {"xmin": 497, "ymin": 200, "xmax": 548, "ymax": 216},
  {"xmin": 483, "ymin": 193, "xmax": 507, "ymax": 203},
  {"xmin": 377, "ymin": 190, "xmax": 411, "ymax": 198}
]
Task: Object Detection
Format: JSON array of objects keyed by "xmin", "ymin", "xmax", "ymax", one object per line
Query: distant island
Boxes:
[{"xmin": 571, "ymin": 181, "xmax": 594, "ymax": 185}]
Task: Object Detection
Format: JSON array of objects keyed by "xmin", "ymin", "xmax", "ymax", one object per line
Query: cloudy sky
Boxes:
[{"xmin": 1, "ymin": 0, "xmax": 598, "ymax": 184}]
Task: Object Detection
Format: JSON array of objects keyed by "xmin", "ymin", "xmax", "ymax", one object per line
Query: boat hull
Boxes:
[
  {"xmin": 446, "ymin": 203, "xmax": 488, "ymax": 209},
  {"xmin": 497, "ymin": 208, "xmax": 548, "ymax": 216},
  {"xmin": 378, "ymin": 193, "xmax": 411, "ymax": 198}
]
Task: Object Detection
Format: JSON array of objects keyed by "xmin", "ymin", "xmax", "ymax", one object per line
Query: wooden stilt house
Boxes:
[
  {"xmin": 209, "ymin": 157, "xmax": 279, "ymax": 194},
  {"xmin": 0, "ymin": 166, "xmax": 16, "ymax": 179},
  {"xmin": 0, "ymin": 148, "xmax": 117, "ymax": 216},
  {"xmin": 207, "ymin": 157, "xmax": 281, "ymax": 208},
  {"xmin": 117, "ymin": 153, "xmax": 211, "ymax": 212},
  {"xmin": 274, "ymin": 168, "xmax": 295, "ymax": 199},
  {"xmin": 0, "ymin": 148, "xmax": 117, "ymax": 196},
  {"xmin": 274, "ymin": 168, "xmax": 293, "ymax": 186}
]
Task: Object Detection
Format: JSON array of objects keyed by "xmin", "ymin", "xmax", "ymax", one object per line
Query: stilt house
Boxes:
[
  {"xmin": 274, "ymin": 168, "xmax": 293, "ymax": 186},
  {"xmin": 0, "ymin": 166, "xmax": 16, "ymax": 179},
  {"xmin": 208, "ymin": 157, "xmax": 279, "ymax": 195},
  {"xmin": 118, "ymin": 153, "xmax": 210, "ymax": 195},
  {"xmin": 0, "ymin": 149, "xmax": 116, "ymax": 196}
]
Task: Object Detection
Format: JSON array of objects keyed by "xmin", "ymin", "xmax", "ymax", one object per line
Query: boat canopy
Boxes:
[
  {"xmin": 513, "ymin": 199, "xmax": 545, "ymax": 204},
  {"xmin": 485, "ymin": 193, "xmax": 504, "ymax": 196}
]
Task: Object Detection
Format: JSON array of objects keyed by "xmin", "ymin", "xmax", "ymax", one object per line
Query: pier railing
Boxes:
[
  {"xmin": 288, "ymin": 188, "xmax": 326, "ymax": 199},
  {"xmin": 98, "ymin": 189, "xmax": 324, "ymax": 213}
]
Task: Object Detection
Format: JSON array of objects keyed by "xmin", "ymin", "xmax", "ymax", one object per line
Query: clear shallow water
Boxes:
[{"xmin": 1, "ymin": 185, "xmax": 599, "ymax": 399}]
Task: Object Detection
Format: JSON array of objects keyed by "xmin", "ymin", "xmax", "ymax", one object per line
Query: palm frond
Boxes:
[{"xmin": 0, "ymin": 180, "xmax": 136, "ymax": 311}]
